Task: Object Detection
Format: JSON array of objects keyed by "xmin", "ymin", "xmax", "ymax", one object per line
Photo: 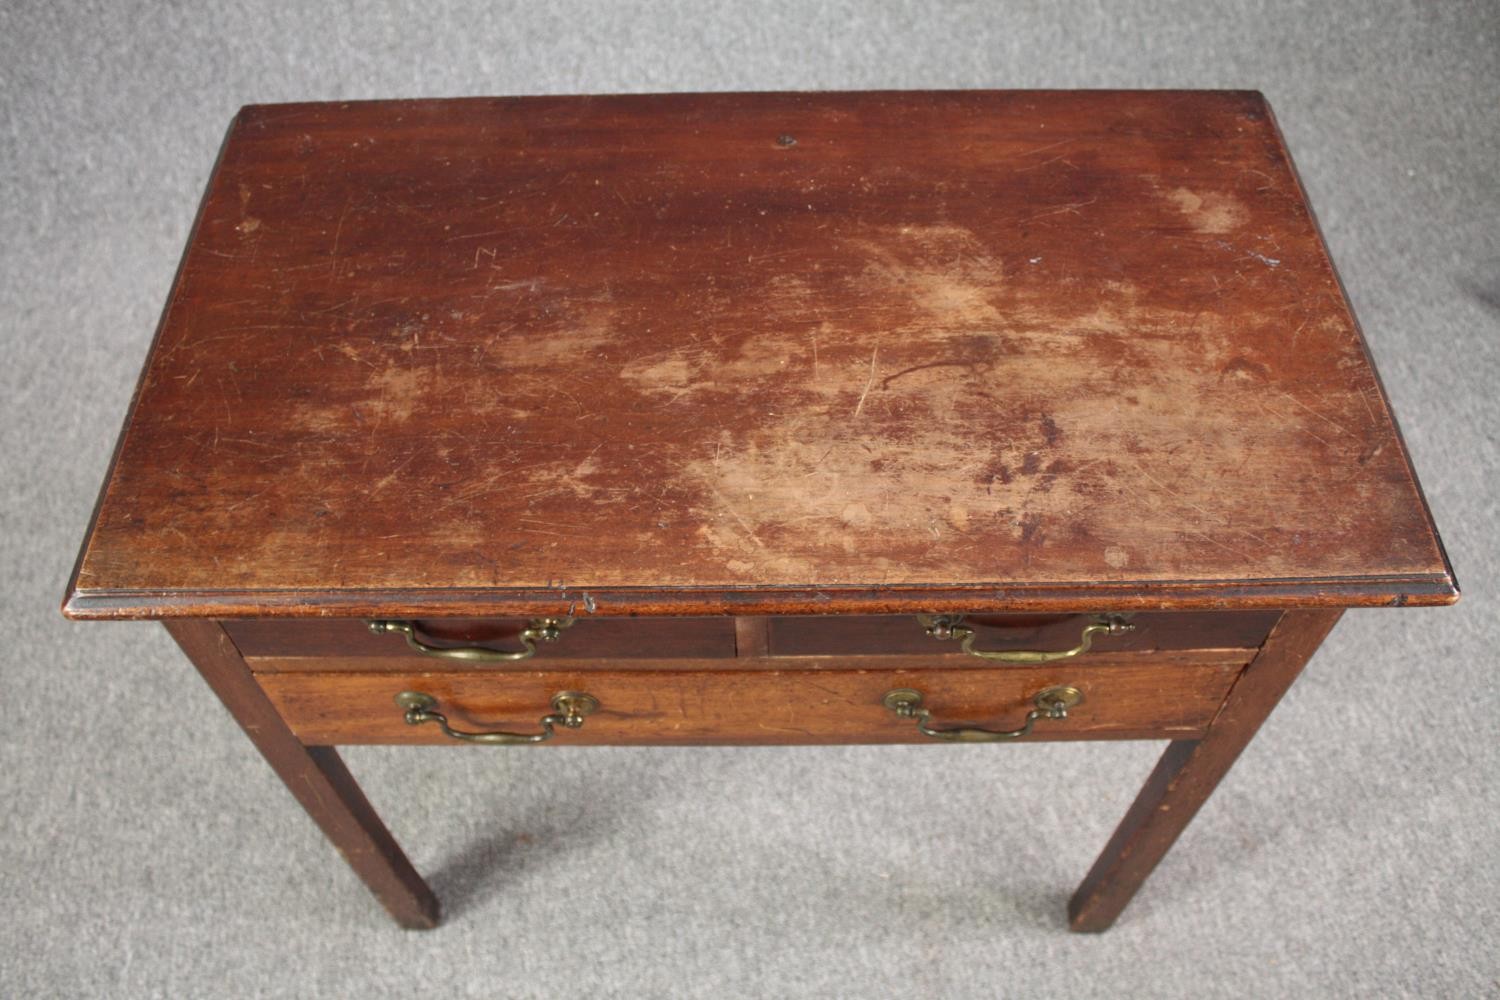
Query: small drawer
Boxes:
[
  {"xmin": 766, "ymin": 611, "xmax": 1278, "ymax": 658},
  {"xmin": 226, "ymin": 616, "xmax": 737, "ymax": 668},
  {"xmin": 255, "ymin": 650, "xmax": 1250, "ymax": 746}
]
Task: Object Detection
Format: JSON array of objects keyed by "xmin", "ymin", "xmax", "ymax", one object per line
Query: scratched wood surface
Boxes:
[{"xmin": 65, "ymin": 91, "xmax": 1456, "ymax": 618}]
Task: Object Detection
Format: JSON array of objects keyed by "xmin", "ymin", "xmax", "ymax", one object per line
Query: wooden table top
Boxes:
[{"xmin": 65, "ymin": 91, "xmax": 1456, "ymax": 618}]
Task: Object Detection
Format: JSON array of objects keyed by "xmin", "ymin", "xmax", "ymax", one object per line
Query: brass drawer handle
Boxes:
[
  {"xmin": 394, "ymin": 690, "xmax": 598, "ymax": 744},
  {"xmin": 916, "ymin": 613, "xmax": 1133, "ymax": 662},
  {"xmin": 883, "ymin": 686, "xmax": 1082, "ymax": 742},
  {"xmin": 368, "ymin": 618, "xmax": 574, "ymax": 662}
]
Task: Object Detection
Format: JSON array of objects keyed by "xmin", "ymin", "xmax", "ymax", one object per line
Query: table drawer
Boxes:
[
  {"xmin": 226, "ymin": 616, "xmax": 737, "ymax": 661},
  {"xmin": 255, "ymin": 652, "xmax": 1249, "ymax": 746},
  {"xmin": 767, "ymin": 611, "xmax": 1279, "ymax": 658}
]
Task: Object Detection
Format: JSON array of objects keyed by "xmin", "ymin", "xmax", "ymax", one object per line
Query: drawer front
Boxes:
[
  {"xmin": 226, "ymin": 616, "xmax": 737, "ymax": 663},
  {"xmin": 767, "ymin": 611, "xmax": 1279, "ymax": 658},
  {"xmin": 255, "ymin": 653, "xmax": 1249, "ymax": 746}
]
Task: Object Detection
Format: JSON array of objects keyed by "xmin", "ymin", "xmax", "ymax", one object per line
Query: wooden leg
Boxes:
[
  {"xmin": 1067, "ymin": 609, "xmax": 1343, "ymax": 932},
  {"xmin": 164, "ymin": 620, "xmax": 440, "ymax": 929}
]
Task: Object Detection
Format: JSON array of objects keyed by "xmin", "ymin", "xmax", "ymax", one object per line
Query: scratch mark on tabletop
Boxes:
[
  {"xmin": 880, "ymin": 357, "xmax": 986, "ymax": 389},
  {"xmin": 369, "ymin": 451, "xmax": 418, "ymax": 495},
  {"xmin": 1018, "ymin": 138, "xmax": 1072, "ymax": 158},
  {"xmin": 335, "ymin": 343, "xmax": 378, "ymax": 368},
  {"xmin": 745, "ymin": 249, "xmax": 800, "ymax": 265},
  {"xmin": 708, "ymin": 483, "xmax": 766, "ymax": 549},
  {"xmin": 223, "ymin": 490, "xmax": 268, "ymax": 514},
  {"xmin": 1132, "ymin": 462, "xmax": 1218, "ymax": 526},
  {"xmin": 329, "ymin": 196, "xmax": 353, "ymax": 278},
  {"xmin": 1275, "ymin": 391, "xmax": 1353, "ymax": 436},
  {"xmin": 801, "ymin": 445, "xmax": 835, "ymax": 477},
  {"xmin": 1014, "ymin": 153, "xmax": 1076, "ymax": 173},
  {"xmin": 1358, "ymin": 434, "xmax": 1391, "ymax": 465},
  {"xmin": 1288, "ymin": 319, "xmax": 1309, "ymax": 349},
  {"xmin": 446, "ymin": 229, "xmax": 510, "ymax": 242},
  {"xmin": 1354, "ymin": 383, "xmax": 1379, "ymax": 424},
  {"xmin": 1180, "ymin": 526, "xmax": 1251, "ymax": 562},
  {"xmin": 1213, "ymin": 240, "xmax": 1280, "ymax": 268},
  {"xmin": 1255, "ymin": 398, "xmax": 1331, "ymax": 448},
  {"xmin": 1023, "ymin": 197, "xmax": 1097, "ymax": 223},
  {"xmin": 852, "ymin": 346, "xmax": 879, "ymax": 418},
  {"xmin": 487, "ymin": 278, "xmax": 543, "ymax": 294}
]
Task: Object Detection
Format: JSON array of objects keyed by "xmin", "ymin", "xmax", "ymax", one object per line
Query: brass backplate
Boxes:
[{"xmin": 553, "ymin": 691, "xmax": 600, "ymax": 717}]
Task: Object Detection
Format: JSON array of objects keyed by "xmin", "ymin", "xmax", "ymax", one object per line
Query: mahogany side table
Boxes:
[{"xmin": 64, "ymin": 91, "xmax": 1456, "ymax": 930}]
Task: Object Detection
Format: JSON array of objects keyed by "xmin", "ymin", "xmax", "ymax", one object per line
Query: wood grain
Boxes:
[
  {"xmin": 733, "ymin": 616, "xmax": 771, "ymax": 657},
  {"xmin": 163, "ymin": 619, "xmax": 440, "ymax": 928},
  {"xmin": 64, "ymin": 91, "xmax": 1455, "ymax": 620},
  {"xmin": 253, "ymin": 654, "xmax": 1249, "ymax": 745},
  {"xmin": 1066, "ymin": 608, "xmax": 1343, "ymax": 931}
]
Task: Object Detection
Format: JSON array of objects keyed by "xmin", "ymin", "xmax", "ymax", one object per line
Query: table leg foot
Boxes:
[
  {"xmin": 1065, "ymin": 609, "xmax": 1343, "ymax": 931},
  {"xmin": 165, "ymin": 620, "xmax": 441, "ymax": 928}
]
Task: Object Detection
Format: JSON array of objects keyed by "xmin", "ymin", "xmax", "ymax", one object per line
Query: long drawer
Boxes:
[{"xmin": 254, "ymin": 649, "xmax": 1250, "ymax": 746}]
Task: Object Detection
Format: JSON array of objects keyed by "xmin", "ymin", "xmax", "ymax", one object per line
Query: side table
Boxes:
[{"xmin": 65, "ymin": 90, "xmax": 1456, "ymax": 930}]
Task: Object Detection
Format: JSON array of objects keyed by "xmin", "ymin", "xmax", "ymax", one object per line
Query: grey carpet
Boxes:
[{"xmin": 2, "ymin": 1, "xmax": 1496, "ymax": 997}]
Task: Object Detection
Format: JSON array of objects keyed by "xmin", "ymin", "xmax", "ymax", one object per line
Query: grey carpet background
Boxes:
[{"xmin": 2, "ymin": 1, "xmax": 1496, "ymax": 997}]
